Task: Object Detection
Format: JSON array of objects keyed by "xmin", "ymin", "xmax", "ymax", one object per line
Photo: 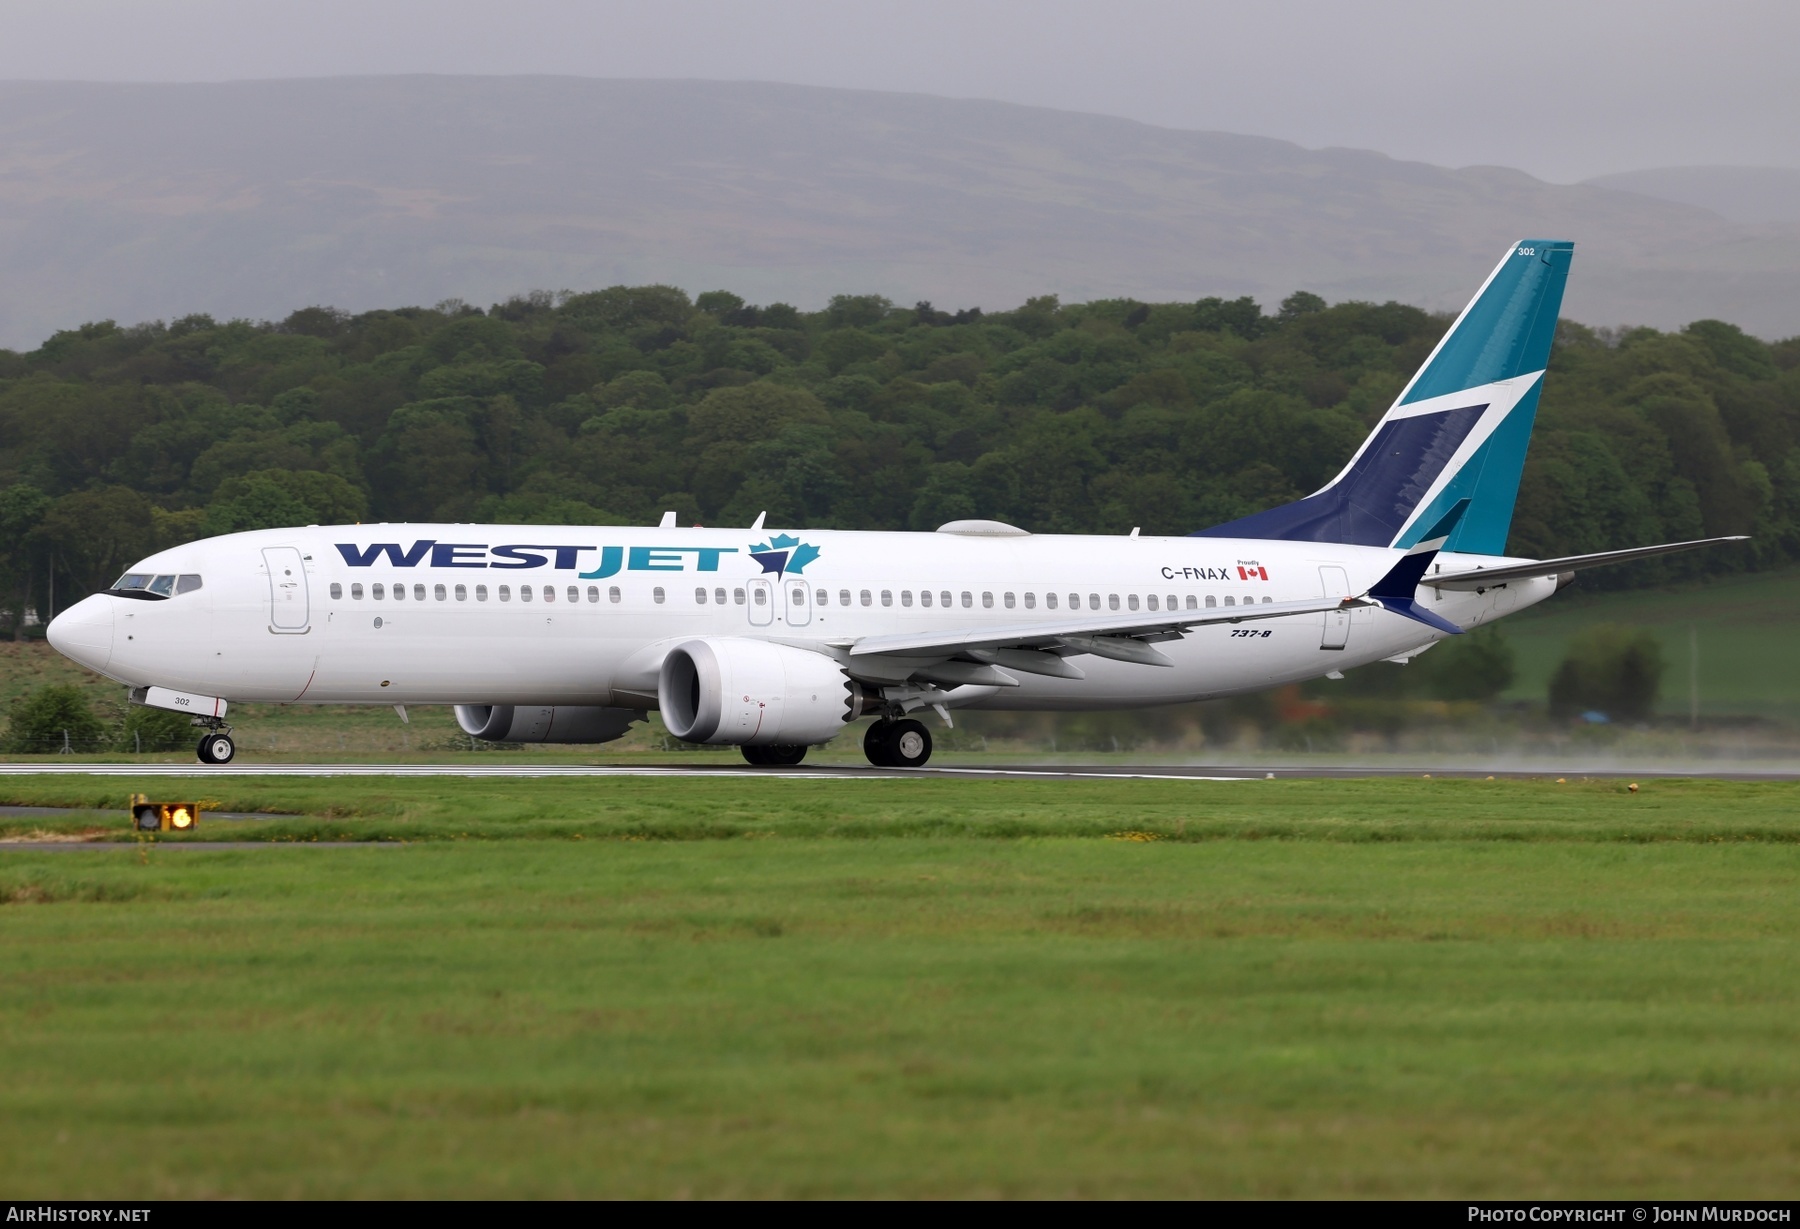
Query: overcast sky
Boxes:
[{"xmin": 3, "ymin": 0, "xmax": 1794, "ymax": 183}]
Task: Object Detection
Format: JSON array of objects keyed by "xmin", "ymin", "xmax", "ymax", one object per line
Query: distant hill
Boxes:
[
  {"xmin": 1583, "ymin": 166, "xmax": 1800, "ymax": 227},
  {"xmin": 1, "ymin": 76, "xmax": 1797, "ymax": 348}
]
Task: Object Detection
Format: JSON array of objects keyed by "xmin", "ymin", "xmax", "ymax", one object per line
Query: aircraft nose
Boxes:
[{"xmin": 46, "ymin": 595, "xmax": 114, "ymax": 672}]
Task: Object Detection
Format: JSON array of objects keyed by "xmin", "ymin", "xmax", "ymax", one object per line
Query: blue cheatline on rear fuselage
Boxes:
[{"xmin": 1192, "ymin": 240, "xmax": 1574, "ymax": 556}]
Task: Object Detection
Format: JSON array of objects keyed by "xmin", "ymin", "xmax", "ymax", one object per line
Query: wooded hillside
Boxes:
[{"xmin": 0, "ymin": 285, "xmax": 1793, "ymax": 628}]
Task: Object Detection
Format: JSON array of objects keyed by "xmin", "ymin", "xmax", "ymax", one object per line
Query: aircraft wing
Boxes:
[
  {"xmin": 1423, "ymin": 536, "xmax": 1748, "ymax": 591},
  {"xmin": 846, "ymin": 595, "xmax": 1357, "ymax": 661}
]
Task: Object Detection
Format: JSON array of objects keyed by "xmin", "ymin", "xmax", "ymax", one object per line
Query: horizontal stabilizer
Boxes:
[
  {"xmin": 1362, "ymin": 500, "xmax": 1468, "ymax": 635},
  {"xmin": 1424, "ymin": 536, "xmax": 1750, "ymax": 591}
]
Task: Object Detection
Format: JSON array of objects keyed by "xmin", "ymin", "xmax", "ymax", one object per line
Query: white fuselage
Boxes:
[{"xmin": 47, "ymin": 524, "xmax": 1556, "ymax": 712}]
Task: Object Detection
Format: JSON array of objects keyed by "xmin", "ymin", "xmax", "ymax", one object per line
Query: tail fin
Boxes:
[{"xmin": 1194, "ymin": 240, "xmax": 1573, "ymax": 554}]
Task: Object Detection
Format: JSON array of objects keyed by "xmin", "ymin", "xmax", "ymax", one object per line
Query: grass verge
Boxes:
[{"xmin": 1, "ymin": 777, "xmax": 1797, "ymax": 1197}]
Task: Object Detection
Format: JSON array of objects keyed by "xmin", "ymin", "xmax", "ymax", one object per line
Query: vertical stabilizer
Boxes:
[{"xmin": 1194, "ymin": 241, "xmax": 1573, "ymax": 554}]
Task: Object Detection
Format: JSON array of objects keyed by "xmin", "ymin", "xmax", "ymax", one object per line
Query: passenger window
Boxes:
[
  {"xmin": 1170, "ymin": 594, "xmax": 1180, "ymax": 610},
  {"xmin": 1069, "ymin": 594, "xmax": 1081, "ymax": 610},
  {"xmin": 434, "ymin": 584, "xmax": 447, "ymax": 601},
  {"xmin": 715, "ymin": 588, "xmax": 727, "ymax": 605},
  {"xmin": 351, "ymin": 583, "xmax": 364, "ymax": 600},
  {"xmin": 373, "ymin": 583, "xmax": 386, "ymax": 600},
  {"xmin": 1145, "ymin": 594, "xmax": 1157, "ymax": 611},
  {"xmin": 838, "ymin": 589, "xmax": 851, "ymax": 606},
  {"xmin": 521, "ymin": 586, "xmax": 533, "ymax": 603},
  {"xmin": 981, "ymin": 592, "xmax": 993, "ymax": 608},
  {"xmin": 653, "ymin": 587, "xmax": 665, "ymax": 604},
  {"xmin": 1108, "ymin": 594, "xmax": 1120, "ymax": 611},
  {"xmin": 1224, "ymin": 596, "xmax": 1235, "ymax": 606},
  {"xmin": 733, "ymin": 588, "xmax": 744, "ymax": 605},
  {"xmin": 1089, "ymin": 594, "xmax": 1100, "ymax": 610},
  {"xmin": 1243, "ymin": 595, "xmax": 1253, "ymax": 606},
  {"xmin": 455, "ymin": 584, "xmax": 467, "ymax": 601},
  {"xmin": 1004, "ymin": 593, "xmax": 1016, "ymax": 608},
  {"xmin": 499, "ymin": 585, "xmax": 511, "ymax": 601},
  {"xmin": 881, "ymin": 590, "xmax": 893, "ymax": 607},
  {"xmin": 476, "ymin": 585, "xmax": 488, "ymax": 601},
  {"xmin": 611, "ymin": 587, "xmax": 622, "ymax": 603},
  {"xmin": 920, "ymin": 590, "xmax": 933, "ymax": 607},
  {"xmin": 393, "ymin": 584, "xmax": 406, "ymax": 601},
  {"xmin": 696, "ymin": 587, "xmax": 708, "ymax": 604},
  {"xmin": 754, "ymin": 588, "xmax": 767, "ymax": 606},
  {"xmin": 176, "ymin": 575, "xmax": 203, "ymax": 595},
  {"xmin": 961, "ymin": 591, "xmax": 972, "ymax": 608},
  {"xmin": 330, "ymin": 582, "xmax": 343, "ymax": 600},
  {"xmin": 1046, "ymin": 593, "xmax": 1058, "ymax": 610},
  {"xmin": 413, "ymin": 584, "xmax": 426, "ymax": 601},
  {"xmin": 544, "ymin": 586, "xmax": 555, "ymax": 602},
  {"xmin": 792, "ymin": 586, "xmax": 806, "ymax": 606},
  {"xmin": 1127, "ymin": 594, "xmax": 1139, "ymax": 611},
  {"xmin": 940, "ymin": 591, "xmax": 951, "ymax": 608},
  {"xmin": 566, "ymin": 586, "xmax": 578, "ymax": 603},
  {"xmin": 1262, "ymin": 596, "xmax": 1274, "ymax": 604},
  {"xmin": 860, "ymin": 590, "xmax": 872, "ymax": 607},
  {"xmin": 592, "ymin": 587, "xmax": 603, "ymax": 603},
  {"xmin": 901, "ymin": 590, "xmax": 913, "ymax": 607},
  {"xmin": 1204, "ymin": 595, "xmax": 1215, "ymax": 608},
  {"xmin": 1024, "ymin": 592, "xmax": 1035, "ymax": 609},
  {"xmin": 149, "ymin": 575, "xmax": 176, "ymax": 596},
  {"xmin": 816, "ymin": 589, "xmax": 827, "ymax": 606}
]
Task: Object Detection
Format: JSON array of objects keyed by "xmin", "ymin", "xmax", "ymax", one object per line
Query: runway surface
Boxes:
[{"xmin": 0, "ymin": 762, "xmax": 1795, "ymax": 781}]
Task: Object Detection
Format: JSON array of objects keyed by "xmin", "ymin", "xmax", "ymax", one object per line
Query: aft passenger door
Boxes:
[
  {"xmin": 1318, "ymin": 565, "xmax": 1350, "ymax": 651},
  {"xmin": 263, "ymin": 546, "xmax": 310, "ymax": 633}
]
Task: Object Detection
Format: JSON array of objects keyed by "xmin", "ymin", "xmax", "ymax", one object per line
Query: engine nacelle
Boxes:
[
  {"xmin": 659, "ymin": 638, "xmax": 860, "ymax": 746},
  {"xmin": 454, "ymin": 704, "xmax": 644, "ymax": 744}
]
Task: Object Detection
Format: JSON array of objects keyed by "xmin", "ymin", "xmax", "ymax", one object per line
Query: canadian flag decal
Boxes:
[{"xmin": 1237, "ymin": 566, "xmax": 1269, "ymax": 581}]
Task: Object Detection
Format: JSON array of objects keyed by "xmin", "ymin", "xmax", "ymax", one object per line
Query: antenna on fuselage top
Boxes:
[
  {"xmin": 750, "ymin": 511, "xmax": 767, "ymax": 531},
  {"xmin": 658, "ymin": 510, "xmax": 677, "ymax": 529}
]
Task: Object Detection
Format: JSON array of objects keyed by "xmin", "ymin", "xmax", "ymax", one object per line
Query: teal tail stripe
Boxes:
[{"xmin": 1401, "ymin": 241, "xmax": 1572, "ymax": 405}]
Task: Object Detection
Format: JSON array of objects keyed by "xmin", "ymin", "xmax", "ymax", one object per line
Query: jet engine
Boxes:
[
  {"xmin": 658, "ymin": 638, "xmax": 866, "ymax": 746},
  {"xmin": 454, "ymin": 704, "xmax": 644, "ymax": 744}
]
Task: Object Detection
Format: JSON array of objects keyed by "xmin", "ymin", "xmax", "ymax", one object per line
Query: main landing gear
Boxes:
[
  {"xmin": 741, "ymin": 744, "xmax": 808, "ymax": 766},
  {"xmin": 864, "ymin": 718, "xmax": 932, "ymax": 768},
  {"xmin": 195, "ymin": 722, "xmax": 236, "ymax": 765}
]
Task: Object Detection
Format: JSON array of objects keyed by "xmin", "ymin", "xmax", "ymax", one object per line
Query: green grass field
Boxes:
[
  {"xmin": 1500, "ymin": 566, "xmax": 1800, "ymax": 721},
  {"xmin": 3, "ymin": 774, "xmax": 1798, "ymax": 1198}
]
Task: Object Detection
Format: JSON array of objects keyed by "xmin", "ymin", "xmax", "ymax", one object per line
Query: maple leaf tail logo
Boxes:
[{"xmin": 748, "ymin": 533, "xmax": 822, "ymax": 578}]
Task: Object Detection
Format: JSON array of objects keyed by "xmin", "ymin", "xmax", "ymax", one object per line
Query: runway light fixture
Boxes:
[{"xmin": 131, "ymin": 793, "xmax": 199, "ymax": 832}]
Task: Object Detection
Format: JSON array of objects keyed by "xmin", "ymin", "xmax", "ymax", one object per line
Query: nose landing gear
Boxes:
[
  {"xmin": 864, "ymin": 718, "xmax": 932, "ymax": 768},
  {"xmin": 194, "ymin": 721, "xmax": 236, "ymax": 765}
]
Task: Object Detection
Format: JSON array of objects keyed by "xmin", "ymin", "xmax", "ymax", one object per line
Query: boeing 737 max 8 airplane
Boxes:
[{"xmin": 46, "ymin": 241, "xmax": 1744, "ymax": 767}]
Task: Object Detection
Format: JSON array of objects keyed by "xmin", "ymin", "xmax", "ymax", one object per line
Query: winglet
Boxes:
[{"xmin": 1364, "ymin": 499, "xmax": 1468, "ymax": 635}]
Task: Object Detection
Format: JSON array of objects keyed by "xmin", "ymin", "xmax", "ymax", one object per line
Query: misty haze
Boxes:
[{"xmin": 2, "ymin": 76, "xmax": 1798, "ymax": 348}]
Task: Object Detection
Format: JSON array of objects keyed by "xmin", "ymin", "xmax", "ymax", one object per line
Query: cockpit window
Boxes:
[{"xmin": 108, "ymin": 571, "xmax": 201, "ymax": 601}]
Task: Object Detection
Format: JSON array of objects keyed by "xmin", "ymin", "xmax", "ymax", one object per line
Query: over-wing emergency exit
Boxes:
[{"xmin": 46, "ymin": 241, "xmax": 1746, "ymax": 767}]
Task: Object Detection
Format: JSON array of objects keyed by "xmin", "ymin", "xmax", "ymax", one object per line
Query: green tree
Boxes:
[
  {"xmin": 33, "ymin": 486, "xmax": 156, "ymax": 601},
  {"xmin": 205, "ymin": 469, "xmax": 368, "ymax": 535},
  {"xmin": 0, "ymin": 484, "xmax": 49, "ymax": 639},
  {"xmin": 1548, "ymin": 624, "xmax": 1665, "ymax": 721},
  {"xmin": 1419, "ymin": 625, "xmax": 1515, "ymax": 701},
  {"xmin": 3, "ymin": 684, "xmax": 107, "ymax": 753},
  {"xmin": 119, "ymin": 704, "xmax": 195, "ymax": 754}
]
